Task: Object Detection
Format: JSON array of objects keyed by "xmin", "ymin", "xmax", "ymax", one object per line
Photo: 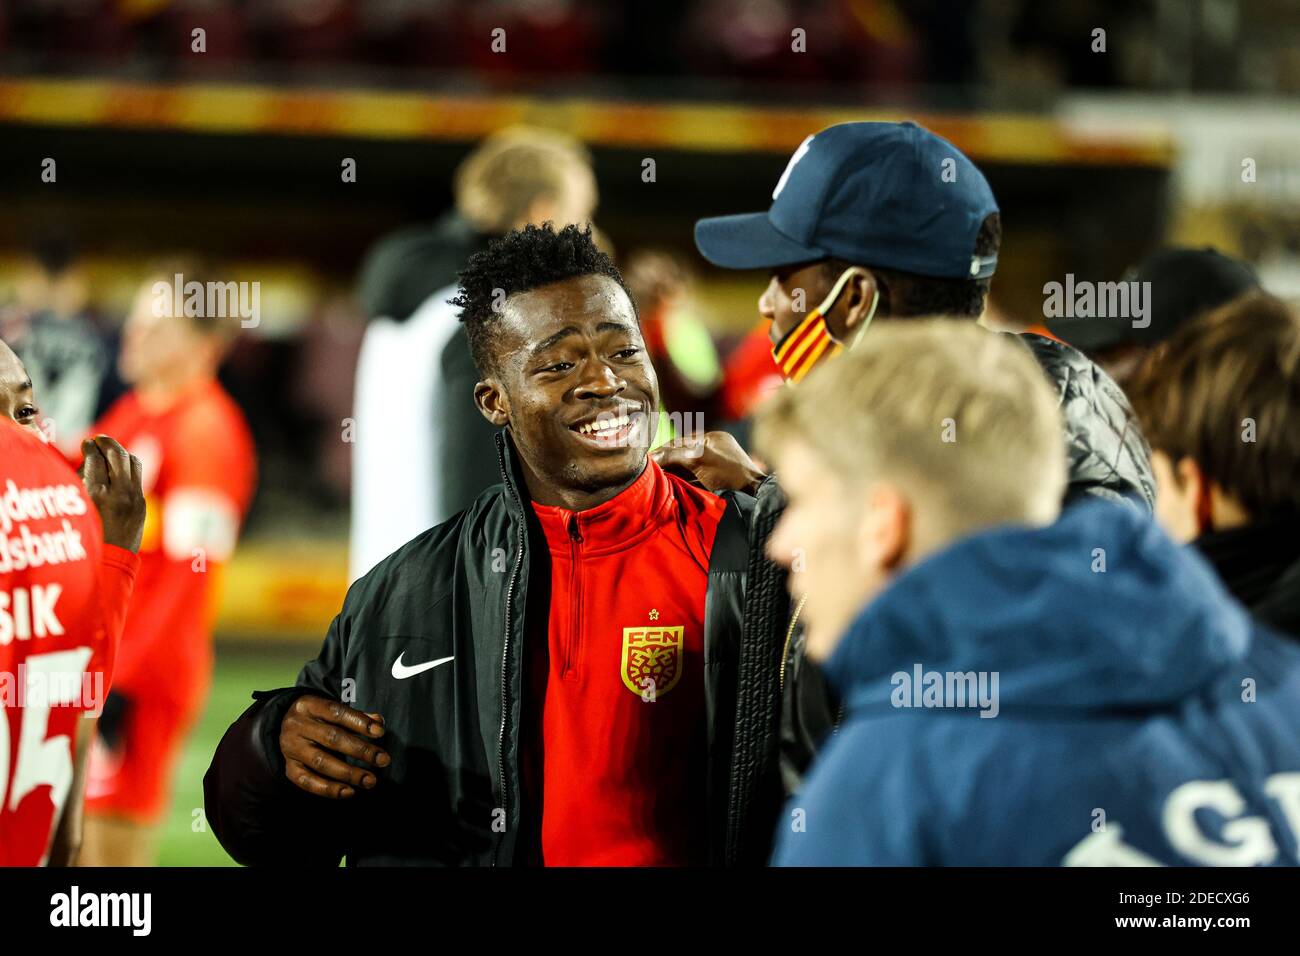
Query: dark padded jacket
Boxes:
[
  {"xmin": 204, "ymin": 433, "xmax": 785, "ymax": 866},
  {"xmin": 777, "ymin": 333, "xmax": 1158, "ymax": 793}
]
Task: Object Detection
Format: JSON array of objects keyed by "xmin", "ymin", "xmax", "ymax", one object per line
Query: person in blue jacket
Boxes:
[{"xmin": 757, "ymin": 318, "xmax": 1300, "ymax": 867}]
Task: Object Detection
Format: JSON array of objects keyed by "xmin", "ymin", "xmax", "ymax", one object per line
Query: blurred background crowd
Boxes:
[
  {"xmin": 2, "ymin": 0, "xmax": 1300, "ymax": 862},
  {"xmin": 5, "ymin": 0, "xmax": 1298, "ymax": 97}
]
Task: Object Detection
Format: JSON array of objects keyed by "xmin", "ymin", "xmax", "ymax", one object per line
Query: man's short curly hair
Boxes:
[{"xmin": 449, "ymin": 223, "xmax": 635, "ymax": 377}]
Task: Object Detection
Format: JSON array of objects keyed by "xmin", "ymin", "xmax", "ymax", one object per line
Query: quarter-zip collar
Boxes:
[{"xmin": 529, "ymin": 457, "xmax": 674, "ymax": 557}]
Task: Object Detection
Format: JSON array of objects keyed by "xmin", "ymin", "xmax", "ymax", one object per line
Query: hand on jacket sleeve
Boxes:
[{"xmin": 279, "ymin": 696, "xmax": 389, "ymax": 798}]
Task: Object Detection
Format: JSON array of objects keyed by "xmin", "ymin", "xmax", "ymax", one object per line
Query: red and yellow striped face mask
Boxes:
[{"xmin": 770, "ymin": 267, "xmax": 879, "ymax": 384}]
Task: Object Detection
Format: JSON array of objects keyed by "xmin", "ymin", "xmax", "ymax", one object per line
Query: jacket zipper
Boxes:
[
  {"xmin": 779, "ymin": 595, "xmax": 808, "ymax": 691},
  {"xmin": 565, "ymin": 516, "xmax": 583, "ymax": 678},
  {"xmin": 492, "ymin": 442, "xmax": 526, "ymax": 867},
  {"xmin": 780, "ymin": 592, "xmax": 846, "ymax": 733}
]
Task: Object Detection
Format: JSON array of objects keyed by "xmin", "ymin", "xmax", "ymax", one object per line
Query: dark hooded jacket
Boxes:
[{"xmin": 772, "ymin": 502, "xmax": 1300, "ymax": 865}]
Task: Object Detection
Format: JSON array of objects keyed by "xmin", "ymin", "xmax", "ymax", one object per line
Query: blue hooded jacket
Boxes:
[{"xmin": 771, "ymin": 502, "xmax": 1300, "ymax": 866}]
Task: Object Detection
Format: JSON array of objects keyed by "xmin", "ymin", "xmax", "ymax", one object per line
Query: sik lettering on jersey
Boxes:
[{"xmin": 0, "ymin": 422, "xmax": 131, "ymax": 866}]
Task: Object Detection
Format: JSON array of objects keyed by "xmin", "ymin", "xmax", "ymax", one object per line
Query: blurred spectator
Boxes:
[
  {"xmin": 81, "ymin": 260, "xmax": 257, "ymax": 866},
  {"xmin": 622, "ymin": 249, "xmax": 721, "ymax": 426},
  {"xmin": 350, "ymin": 126, "xmax": 597, "ymax": 581},
  {"xmin": 1128, "ymin": 292, "xmax": 1300, "ymax": 639},
  {"xmin": 250, "ymin": 0, "xmax": 361, "ymax": 65},
  {"xmin": 680, "ymin": 0, "xmax": 918, "ymax": 90},
  {"xmin": 288, "ymin": 293, "xmax": 367, "ymax": 505},
  {"xmin": 0, "ymin": 0, "xmax": 1291, "ymax": 96},
  {"xmin": 463, "ymin": 0, "xmax": 602, "ymax": 80},
  {"xmin": 716, "ymin": 321, "xmax": 783, "ymax": 422},
  {"xmin": 0, "ymin": 236, "xmax": 122, "ymax": 454},
  {"xmin": 1046, "ymin": 246, "xmax": 1260, "ymax": 385}
]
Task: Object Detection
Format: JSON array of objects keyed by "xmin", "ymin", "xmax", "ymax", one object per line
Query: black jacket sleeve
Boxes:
[
  {"xmin": 203, "ymin": 610, "xmax": 358, "ymax": 866},
  {"xmin": 1016, "ymin": 333, "xmax": 1155, "ymax": 511}
]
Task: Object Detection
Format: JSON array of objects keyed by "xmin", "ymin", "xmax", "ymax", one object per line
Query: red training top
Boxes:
[{"xmin": 523, "ymin": 458, "xmax": 726, "ymax": 865}]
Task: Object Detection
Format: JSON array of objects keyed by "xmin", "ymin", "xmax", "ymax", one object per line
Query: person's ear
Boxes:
[
  {"xmin": 1175, "ymin": 455, "xmax": 1213, "ymax": 534},
  {"xmin": 474, "ymin": 379, "xmax": 511, "ymax": 428},
  {"xmin": 839, "ymin": 269, "xmax": 880, "ymax": 336},
  {"xmin": 856, "ymin": 481, "xmax": 910, "ymax": 572}
]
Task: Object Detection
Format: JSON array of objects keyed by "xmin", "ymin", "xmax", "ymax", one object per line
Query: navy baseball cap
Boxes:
[{"xmin": 694, "ymin": 121, "xmax": 1000, "ymax": 280}]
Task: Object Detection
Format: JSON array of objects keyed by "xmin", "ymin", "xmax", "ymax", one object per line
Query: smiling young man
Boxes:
[{"xmin": 204, "ymin": 224, "xmax": 777, "ymax": 866}]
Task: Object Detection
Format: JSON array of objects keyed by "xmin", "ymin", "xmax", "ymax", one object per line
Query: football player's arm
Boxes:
[
  {"xmin": 46, "ymin": 717, "xmax": 95, "ymax": 867},
  {"xmin": 47, "ymin": 558, "xmax": 140, "ymax": 868},
  {"xmin": 95, "ymin": 543, "xmax": 141, "ymax": 692},
  {"xmin": 158, "ymin": 406, "xmax": 252, "ymax": 575},
  {"xmin": 47, "ymin": 437, "xmax": 143, "ymax": 865}
]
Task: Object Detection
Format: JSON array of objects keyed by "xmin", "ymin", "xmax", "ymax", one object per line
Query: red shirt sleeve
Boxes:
[{"xmin": 95, "ymin": 544, "xmax": 140, "ymax": 690}]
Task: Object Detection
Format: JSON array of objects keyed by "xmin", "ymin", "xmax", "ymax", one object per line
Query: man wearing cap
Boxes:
[
  {"xmin": 654, "ymin": 121, "xmax": 1157, "ymax": 806},
  {"xmin": 1045, "ymin": 246, "xmax": 1259, "ymax": 385}
]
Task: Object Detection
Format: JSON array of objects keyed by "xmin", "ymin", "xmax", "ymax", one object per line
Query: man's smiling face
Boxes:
[{"xmin": 475, "ymin": 273, "xmax": 659, "ymax": 506}]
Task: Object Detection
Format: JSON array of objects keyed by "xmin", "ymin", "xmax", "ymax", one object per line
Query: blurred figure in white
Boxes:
[{"xmin": 350, "ymin": 127, "xmax": 597, "ymax": 581}]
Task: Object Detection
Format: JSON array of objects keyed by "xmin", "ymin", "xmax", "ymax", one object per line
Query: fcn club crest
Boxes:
[{"xmin": 621, "ymin": 626, "xmax": 684, "ymax": 697}]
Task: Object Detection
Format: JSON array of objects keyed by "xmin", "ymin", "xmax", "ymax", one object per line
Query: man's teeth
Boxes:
[{"xmin": 577, "ymin": 414, "xmax": 632, "ymax": 436}]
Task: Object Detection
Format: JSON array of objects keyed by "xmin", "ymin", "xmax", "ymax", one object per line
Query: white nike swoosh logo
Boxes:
[{"xmin": 391, "ymin": 652, "xmax": 455, "ymax": 679}]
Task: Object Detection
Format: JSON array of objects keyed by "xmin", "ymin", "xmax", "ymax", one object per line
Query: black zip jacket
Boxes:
[{"xmin": 204, "ymin": 433, "xmax": 784, "ymax": 866}]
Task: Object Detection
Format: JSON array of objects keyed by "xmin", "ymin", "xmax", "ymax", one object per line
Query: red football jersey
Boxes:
[
  {"xmin": 0, "ymin": 420, "xmax": 139, "ymax": 866},
  {"xmin": 87, "ymin": 378, "xmax": 256, "ymax": 711}
]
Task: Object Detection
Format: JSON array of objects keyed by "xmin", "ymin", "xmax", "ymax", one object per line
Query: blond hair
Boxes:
[
  {"xmin": 755, "ymin": 319, "xmax": 1066, "ymax": 543},
  {"xmin": 454, "ymin": 126, "xmax": 596, "ymax": 234}
]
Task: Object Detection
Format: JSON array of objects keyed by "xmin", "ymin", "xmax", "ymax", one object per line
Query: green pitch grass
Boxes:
[{"xmin": 156, "ymin": 642, "xmax": 308, "ymax": 867}]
